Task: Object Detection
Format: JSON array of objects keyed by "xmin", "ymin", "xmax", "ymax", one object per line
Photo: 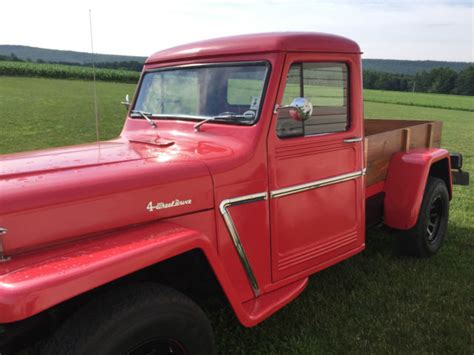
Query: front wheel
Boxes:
[
  {"xmin": 41, "ymin": 283, "xmax": 215, "ymax": 355},
  {"xmin": 396, "ymin": 177, "xmax": 450, "ymax": 257}
]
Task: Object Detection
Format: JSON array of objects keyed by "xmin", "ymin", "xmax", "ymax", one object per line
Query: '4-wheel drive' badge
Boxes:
[{"xmin": 147, "ymin": 199, "xmax": 192, "ymax": 212}]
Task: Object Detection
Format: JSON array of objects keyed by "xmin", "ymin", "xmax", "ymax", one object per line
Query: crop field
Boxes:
[
  {"xmin": 0, "ymin": 61, "xmax": 139, "ymax": 83},
  {"xmin": 0, "ymin": 76, "xmax": 473, "ymax": 353}
]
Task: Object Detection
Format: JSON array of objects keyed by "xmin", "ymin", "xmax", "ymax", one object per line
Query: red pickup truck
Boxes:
[{"xmin": 0, "ymin": 33, "xmax": 469, "ymax": 354}]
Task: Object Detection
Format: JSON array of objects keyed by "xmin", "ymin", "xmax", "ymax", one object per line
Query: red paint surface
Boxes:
[
  {"xmin": 0, "ymin": 33, "xmax": 453, "ymax": 326},
  {"xmin": 365, "ymin": 181, "xmax": 385, "ymax": 198},
  {"xmin": 268, "ymin": 52, "xmax": 365, "ymax": 281},
  {"xmin": 384, "ymin": 148, "xmax": 451, "ymax": 230},
  {"xmin": 1, "ymin": 139, "xmax": 213, "ymax": 255},
  {"xmin": 146, "ymin": 32, "xmax": 361, "ymax": 64}
]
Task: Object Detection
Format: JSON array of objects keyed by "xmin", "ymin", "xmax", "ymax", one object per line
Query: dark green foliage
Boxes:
[
  {"xmin": 415, "ymin": 67, "xmax": 458, "ymax": 94},
  {"xmin": 94, "ymin": 60, "xmax": 143, "ymax": 71},
  {"xmin": 364, "ymin": 66, "xmax": 474, "ymax": 96},
  {"xmin": 0, "ymin": 53, "xmax": 22, "ymax": 62},
  {"xmin": 0, "ymin": 46, "xmax": 145, "ymax": 72},
  {"xmin": 0, "ymin": 61, "xmax": 139, "ymax": 83},
  {"xmin": 456, "ymin": 66, "xmax": 474, "ymax": 95},
  {"xmin": 0, "ymin": 53, "xmax": 143, "ymax": 72},
  {"xmin": 43, "ymin": 60, "xmax": 143, "ymax": 72},
  {"xmin": 364, "ymin": 71, "xmax": 414, "ymax": 91}
]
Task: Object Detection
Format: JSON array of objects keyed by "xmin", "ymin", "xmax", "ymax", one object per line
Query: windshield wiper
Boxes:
[
  {"xmin": 194, "ymin": 112, "xmax": 255, "ymax": 132},
  {"xmin": 130, "ymin": 110, "xmax": 157, "ymax": 128}
]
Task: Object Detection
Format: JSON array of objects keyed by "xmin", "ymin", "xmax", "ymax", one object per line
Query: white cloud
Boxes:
[{"xmin": 0, "ymin": 0, "xmax": 472, "ymax": 61}]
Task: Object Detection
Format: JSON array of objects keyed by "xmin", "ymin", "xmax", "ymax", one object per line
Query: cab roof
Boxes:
[{"xmin": 146, "ymin": 32, "xmax": 361, "ymax": 64}]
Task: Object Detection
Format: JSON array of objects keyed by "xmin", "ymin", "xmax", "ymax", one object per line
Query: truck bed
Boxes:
[{"xmin": 364, "ymin": 119, "xmax": 442, "ymax": 187}]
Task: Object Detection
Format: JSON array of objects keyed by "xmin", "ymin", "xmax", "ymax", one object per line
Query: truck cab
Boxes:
[{"xmin": 0, "ymin": 33, "xmax": 468, "ymax": 354}]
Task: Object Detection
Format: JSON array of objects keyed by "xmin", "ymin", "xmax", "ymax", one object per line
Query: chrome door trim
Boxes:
[
  {"xmin": 219, "ymin": 192, "xmax": 267, "ymax": 297},
  {"xmin": 270, "ymin": 169, "xmax": 366, "ymax": 199},
  {"xmin": 343, "ymin": 137, "xmax": 363, "ymax": 143}
]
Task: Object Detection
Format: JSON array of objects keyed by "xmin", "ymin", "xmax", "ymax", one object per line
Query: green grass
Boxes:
[
  {"xmin": 364, "ymin": 89, "xmax": 474, "ymax": 112},
  {"xmin": 1, "ymin": 77, "xmax": 473, "ymax": 353},
  {"xmin": 0, "ymin": 77, "xmax": 135, "ymax": 154}
]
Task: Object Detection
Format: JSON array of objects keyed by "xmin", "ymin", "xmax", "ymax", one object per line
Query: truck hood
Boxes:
[
  {"xmin": 0, "ymin": 136, "xmax": 213, "ymax": 256},
  {"xmin": 0, "ymin": 137, "xmax": 179, "ymax": 177}
]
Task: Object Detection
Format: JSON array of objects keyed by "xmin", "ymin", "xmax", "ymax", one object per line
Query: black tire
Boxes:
[
  {"xmin": 396, "ymin": 177, "xmax": 449, "ymax": 257},
  {"xmin": 41, "ymin": 283, "xmax": 215, "ymax": 355}
]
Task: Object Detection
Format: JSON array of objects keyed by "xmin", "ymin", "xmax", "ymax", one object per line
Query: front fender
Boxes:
[
  {"xmin": 384, "ymin": 148, "xmax": 451, "ymax": 230},
  {"xmin": 0, "ymin": 221, "xmax": 216, "ymax": 323}
]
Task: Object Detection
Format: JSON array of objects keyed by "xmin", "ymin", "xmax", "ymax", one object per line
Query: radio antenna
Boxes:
[{"xmin": 89, "ymin": 9, "xmax": 100, "ymax": 142}]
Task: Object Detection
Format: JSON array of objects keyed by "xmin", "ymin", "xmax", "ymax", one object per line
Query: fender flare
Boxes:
[
  {"xmin": 0, "ymin": 218, "xmax": 308, "ymax": 328},
  {"xmin": 0, "ymin": 221, "xmax": 232, "ymax": 324},
  {"xmin": 384, "ymin": 148, "xmax": 452, "ymax": 230}
]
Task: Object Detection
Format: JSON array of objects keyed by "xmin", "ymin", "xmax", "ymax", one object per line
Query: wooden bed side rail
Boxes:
[{"xmin": 364, "ymin": 119, "xmax": 443, "ymax": 186}]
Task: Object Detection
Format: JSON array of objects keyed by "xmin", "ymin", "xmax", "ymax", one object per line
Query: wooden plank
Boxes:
[
  {"xmin": 402, "ymin": 128, "xmax": 411, "ymax": 152},
  {"xmin": 364, "ymin": 119, "xmax": 442, "ymax": 186},
  {"xmin": 427, "ymin": 123, "xmax": 434, "ymax": 148},
  {"xmin": 365, "ymin": 129, "xmax": 404, "ymax": 185},
  {"xmin": 364, "ymin": 119, "xmax": 431, "ymax": 135},
  {"xmin": 364, "ymin": 137, "xmax": 368, "ymax": 168}
]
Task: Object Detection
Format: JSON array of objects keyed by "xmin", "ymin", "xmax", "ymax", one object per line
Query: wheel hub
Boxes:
[{"xmin": 427, "ymin": 195, "xmax": 443, "ymax": 243}]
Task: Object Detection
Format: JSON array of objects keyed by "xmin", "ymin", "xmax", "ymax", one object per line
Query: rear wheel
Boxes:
[
  {"xmin": 41, "ymin": 283, "xmax": 215, "ymax": 355},
  {"xmin": 396, "ymin": 177, "xmax": 449, "ymax": 257}
]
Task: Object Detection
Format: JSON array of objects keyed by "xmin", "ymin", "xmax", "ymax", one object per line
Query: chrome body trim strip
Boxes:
[
  {"xmin": 270, "ymin": 170, "xmax": 365, "ymax": 199},
  {"xmin": 343, "ymin": 137, "xmax": 363, "ymax": 143},
  {"xmin": 219, "ymin": 192, "xmax": 267, "ymax": 297}
]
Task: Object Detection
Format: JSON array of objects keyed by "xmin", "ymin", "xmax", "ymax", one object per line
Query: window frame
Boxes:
[
  {"xmin": 130, "ymin": 61, "xmax": 272, "ymax": 126},
  {"xmin": 276, "ymin": 60, "xmax": 351, "ymax": 139}
]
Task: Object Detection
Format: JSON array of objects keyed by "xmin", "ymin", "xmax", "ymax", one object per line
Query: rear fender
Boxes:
[{"xmin": 384, "ymin": 148, "xmax": 451, "ymax": 230}]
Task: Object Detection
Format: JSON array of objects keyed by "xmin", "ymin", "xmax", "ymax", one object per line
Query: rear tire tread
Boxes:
[{"xmin": 396, "ymin": 176, "xmax": 449, "ymax": 258}]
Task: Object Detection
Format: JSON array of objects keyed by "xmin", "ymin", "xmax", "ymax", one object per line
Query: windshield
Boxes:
[{"xmin": 132, "ymin": 62, "xmax": 269, "ymax": 124}]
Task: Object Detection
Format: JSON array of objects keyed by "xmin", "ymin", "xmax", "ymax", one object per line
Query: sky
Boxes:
[{"xmin": 0, "ymin": 0, "xmax": 472, "ymax": 62}]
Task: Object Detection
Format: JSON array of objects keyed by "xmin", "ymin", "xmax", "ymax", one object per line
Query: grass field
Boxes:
[
  {"xmin": 0, "ymin": 77, "xmax": 135, "ymax": 153},
  {"xmin": 1, "ymin": 77, "xmax": 473, "ymax": 353},
  {"xmin": 364, "ymin": 89, "xmax": 474, "ymax": 112}
]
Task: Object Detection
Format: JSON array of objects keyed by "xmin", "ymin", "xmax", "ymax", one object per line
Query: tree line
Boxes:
[
  {"xmin": 1, "ymin": 53, "xmax": 473, "ymax": 96},
  {"xmin": 363, "ymin": 66, "xmax": 474, "ymax": 95},
  {"xmin": 0, "ymin": 53, "xmax": 144, "ymax": 72}
]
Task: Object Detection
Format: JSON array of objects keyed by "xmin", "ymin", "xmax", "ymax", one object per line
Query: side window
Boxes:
[{"xmin": 276, "ymin": 62, "xmax": 349, "ymax": 138}]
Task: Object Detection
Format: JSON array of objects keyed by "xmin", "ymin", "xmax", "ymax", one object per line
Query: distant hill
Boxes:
[
  {"xmin": 0, "ymin": 45, "xmax": 146, "ymax": 64},
  {"xmin": 0, "ymin": 45, "xmax": 472, "ymax": 75}
]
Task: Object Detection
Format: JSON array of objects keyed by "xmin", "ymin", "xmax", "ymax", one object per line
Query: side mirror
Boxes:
[
  {"xmin": 121, "ymin": 94, "xmax": 131, "ymax": 110},
  {"xmin": 276, "ymin": 97, "xmax": 313, "ymax": 121}
]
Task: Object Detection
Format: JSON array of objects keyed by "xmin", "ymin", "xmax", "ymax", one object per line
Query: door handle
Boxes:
[{"xmin": 343, "ymin": 137, "xmax": 363, "ymax": 143}]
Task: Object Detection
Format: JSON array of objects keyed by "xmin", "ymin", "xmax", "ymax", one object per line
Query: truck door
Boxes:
[{"xmin": 268, "ymin": 53, "xmax": 365, "ymax": 281}]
